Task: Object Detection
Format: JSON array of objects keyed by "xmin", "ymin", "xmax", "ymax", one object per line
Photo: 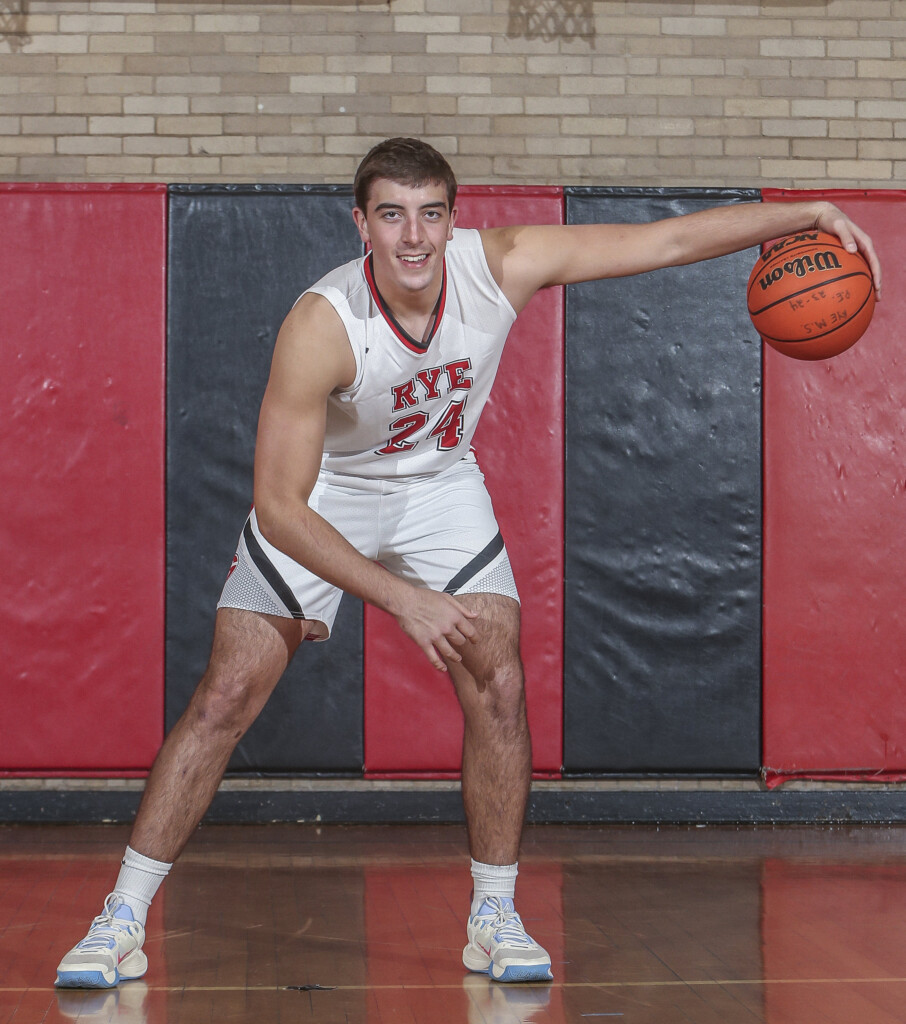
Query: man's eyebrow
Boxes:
[{"xmin": 373, "ymin": 200, "xmax": 448, "ymax": 212}]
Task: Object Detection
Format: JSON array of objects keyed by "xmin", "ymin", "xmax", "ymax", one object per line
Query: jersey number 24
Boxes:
[{"xmin": 375, "ymin": 398, "xmax": 468, "ymax": 456}]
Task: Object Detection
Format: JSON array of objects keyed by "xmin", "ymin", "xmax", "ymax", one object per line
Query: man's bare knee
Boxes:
[
  {"xmin": 469, "ymin": 663, "xmax": 526, "ymax": 727},
  {"xmin": 183, "ymin": 608, "xmax": 308, "ymax": 739},
  {"xmin": 449, "ymin": 593, "xmax": 527, "ymax": 729},
  {"xmin": 187, "ymin": 671, "xmax": 260, "ymax": 739}
]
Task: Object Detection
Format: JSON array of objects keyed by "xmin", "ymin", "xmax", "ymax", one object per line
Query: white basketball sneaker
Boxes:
[
  {"xmin": 55, "ymin": 894, "xmax": 147, "ymax": 989},
  {"xmin": 462, "ymin": 896, "xmax": 553, "ymax": 983}
]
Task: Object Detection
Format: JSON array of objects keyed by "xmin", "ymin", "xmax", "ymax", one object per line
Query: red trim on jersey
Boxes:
[{"xmin": 363, "ymin": 251, "xmax": 447, "ymax": 353}]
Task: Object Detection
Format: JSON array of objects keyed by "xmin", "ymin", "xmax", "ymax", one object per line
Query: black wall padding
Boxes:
[
  {"xmin": 167, "ymin": 185, "xmax": 365, "ymax": 772},
  {"xmin": 564, "ymin": 187, "xmax": 763, "ymax": 773}
]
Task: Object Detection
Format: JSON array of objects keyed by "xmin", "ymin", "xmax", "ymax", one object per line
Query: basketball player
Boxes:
[{"xmin": 55, "ymin": 139, "xmax": 881, "ymax": 989}]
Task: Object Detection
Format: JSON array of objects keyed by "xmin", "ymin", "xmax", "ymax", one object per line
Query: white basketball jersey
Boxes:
[{"xmin": 303, "ymin": 228, "xmax": 517, "ymax": 479}]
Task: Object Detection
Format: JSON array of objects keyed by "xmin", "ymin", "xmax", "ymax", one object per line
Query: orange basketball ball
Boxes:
[{"xmin": 747, "ymin": 230, "xmax": 875, "ymax": 360}]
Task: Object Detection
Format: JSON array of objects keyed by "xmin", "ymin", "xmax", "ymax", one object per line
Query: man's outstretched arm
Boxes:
[{"xmin": 481, "ymin": 199, "xmax": 881, "ymax": 314}]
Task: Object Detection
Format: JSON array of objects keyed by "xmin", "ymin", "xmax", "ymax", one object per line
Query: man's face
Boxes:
[{"xmin": 353, "ymin": 178, "xmax": 457, "ymax": 297}]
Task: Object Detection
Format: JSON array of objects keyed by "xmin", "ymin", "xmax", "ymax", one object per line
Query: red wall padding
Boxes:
[
  {"xmin": 0, "ymin": 184, "xmax": 167, "ymax": 772},
  {"xmin": 762, "ymin": 190, "xmax": 906, "ymax": 782},
  {"xmin": 363, "ymin": 187, "xmax": 564, "ymax": 776}
]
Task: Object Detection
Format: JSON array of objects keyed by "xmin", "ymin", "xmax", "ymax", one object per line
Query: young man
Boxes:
[{"xmin": 55, "ymin": 138, "xmax": 880, "ymax": 989}]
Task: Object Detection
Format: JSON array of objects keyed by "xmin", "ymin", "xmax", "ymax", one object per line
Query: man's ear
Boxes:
[
  {"xmin": 448, "ymin": 204, "xmax": 458, "ymax": 240},
  {"xmin": 352, "ymin": 206, "xmax": 370, "ymax": 245}
]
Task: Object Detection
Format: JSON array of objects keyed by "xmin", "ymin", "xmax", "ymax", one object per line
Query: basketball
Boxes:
[{"xmin": 746, "ymin": 230, "xmax": 875, "ymax": 360}]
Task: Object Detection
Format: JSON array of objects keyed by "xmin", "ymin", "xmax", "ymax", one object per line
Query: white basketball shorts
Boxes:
[{"xmin": 217, "ymin": 453, "xmax": 519, "ymax": 640}]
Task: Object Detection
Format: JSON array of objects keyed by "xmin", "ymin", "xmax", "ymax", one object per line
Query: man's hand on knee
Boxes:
[{"xmin": 393, "ymin": 587, "xmax": 479, "ymax": 672}]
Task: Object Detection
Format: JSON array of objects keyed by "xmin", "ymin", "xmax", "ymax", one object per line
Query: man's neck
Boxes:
[
  {"xmin": 369, "ymin": 257, "xmax": 445, "ymax": 346},
  {"xmin": 372, "ymin": 265, "xmax": 443, "ymax": 320}
]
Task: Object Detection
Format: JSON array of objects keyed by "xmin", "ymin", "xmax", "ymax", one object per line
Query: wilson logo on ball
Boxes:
[{"xmin": 755, "ymin": 248, "xmax": 842, "ymax": 291}]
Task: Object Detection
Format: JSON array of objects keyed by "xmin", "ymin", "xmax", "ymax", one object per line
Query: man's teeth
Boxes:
[{"xmin": 400, "ymin": 254, "xmax": 427, "ymax": 262}]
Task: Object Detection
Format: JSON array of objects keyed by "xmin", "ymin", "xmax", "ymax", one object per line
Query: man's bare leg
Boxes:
[
  {"xmin": 450, "ymin": 593, "xmax": 551, "ymax": 981},
  {"xmin": 447, "ymin": 592, "xmax": 531, "ymax": 866},
  {"xmin": 55, "ymin": 607, "xmax": 311, "ymax": 988},
  {"xmin": 130, "ymin": 607, "xmax": 307, "ymax": 864}
]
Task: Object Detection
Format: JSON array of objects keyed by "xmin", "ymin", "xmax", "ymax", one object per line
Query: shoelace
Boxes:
[
  {"xmin": 476, "ymin": 896, "xmax": 536, "ymax": 948},
  {"xmin": 77, "ymin": 894, "xmax": 134, "ymax": 952}
]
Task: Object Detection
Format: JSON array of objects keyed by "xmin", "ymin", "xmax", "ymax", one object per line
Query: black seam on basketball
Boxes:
[
  {"xmin": 243, "ymin": 520, "xmax": 307, "ymax": 619},
  {"xmin": 443, "ymin": 531, "xmax": 505, "ymax": 595}
]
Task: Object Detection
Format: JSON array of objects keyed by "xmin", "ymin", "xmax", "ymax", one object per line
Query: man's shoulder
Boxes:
[
  {"xmin": 447, "ymin": 226, "xmax": 491, "ymax": 272},
  {"xmin": 298, "ymin": 252, "xmax": 368, "ymax": 314},
  {"xmin": 311, "ymin": 250, "xmax": 367, "ymax": 292},
  {"xmin": 449, "ymin": 226, "xmax": 481, "ymax": 250},
  {"xmin": 450, "ymin": 225, "xmax": 518, "ymax": 271},
  {"xmin": 448, "ymin": 226, "xmax": 515, "ymax": 308}
]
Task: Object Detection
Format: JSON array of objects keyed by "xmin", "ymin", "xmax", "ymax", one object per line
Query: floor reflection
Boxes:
[{"xmin": 3, "ymin": 823, "xmax": 906, "ymax": 1023}]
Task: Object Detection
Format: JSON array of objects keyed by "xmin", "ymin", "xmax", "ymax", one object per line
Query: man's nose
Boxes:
[{"xmin": 401, "ymin": 216, "xmax": 422, "ymax": 245}]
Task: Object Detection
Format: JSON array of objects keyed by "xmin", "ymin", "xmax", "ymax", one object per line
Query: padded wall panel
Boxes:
[
  {"xmin": 0, "ymin": 184, "xmax": 166, "ymax": 772},
  {"xmin": 167, "ymin": 185, "xmax": 364, "ymax": 772},
  {"xmin": 564, "ymin": 188, "xmax": 763, "ymax": 772},
  {"xmin": 364, "ymin": 187, "xmax": 564, "ymax": 775},
  {"xmin": 762, "ymin": 190, "xmax": 906, "ymax": 780}
]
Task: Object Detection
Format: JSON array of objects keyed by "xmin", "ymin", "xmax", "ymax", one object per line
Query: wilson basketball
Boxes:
[{"xmin": 747, "ymin": 230, "xmax": 875, "ymax": 360}]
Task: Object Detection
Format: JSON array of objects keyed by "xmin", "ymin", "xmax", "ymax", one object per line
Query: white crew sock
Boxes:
[
  {"xmin": 470, "ymin": 858, "xmax": 518, "ymax": 916},
  {"xmin": 113, "ymin": 845, "xmax": 172, "ymax": 927}
]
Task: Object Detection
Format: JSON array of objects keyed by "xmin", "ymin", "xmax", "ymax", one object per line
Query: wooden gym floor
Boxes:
[{"xmin": 2, "ymin": 821, "xmax": 906, "ymax": 1024}]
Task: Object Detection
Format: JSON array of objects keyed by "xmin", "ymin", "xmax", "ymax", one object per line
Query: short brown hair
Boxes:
[{"xmin": 354, "ymin": 137, "xmax": 458, "ymax": 213}]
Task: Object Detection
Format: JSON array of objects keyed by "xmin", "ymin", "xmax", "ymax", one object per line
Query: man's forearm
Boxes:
[
  {"xmin": 666, "ymin": 200, "xmax": 830, "ymax": 267},
  {"xmin": 255, "ymin": 500, "xmax": 410, "ymax": 618}
]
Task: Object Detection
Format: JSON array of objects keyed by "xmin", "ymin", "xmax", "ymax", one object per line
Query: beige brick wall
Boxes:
[{"xmin": 1, "ymin": 0, "xmax": 904, "ymax": 187}]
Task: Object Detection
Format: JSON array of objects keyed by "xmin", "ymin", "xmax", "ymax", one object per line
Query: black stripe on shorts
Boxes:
[
  {"xmin": 443, "ymin": 531, "xmax": 504, "ymax": 595},
  {"xmin": 243, "ymin": 519, "xmax": 307, "ymax": 620}
]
